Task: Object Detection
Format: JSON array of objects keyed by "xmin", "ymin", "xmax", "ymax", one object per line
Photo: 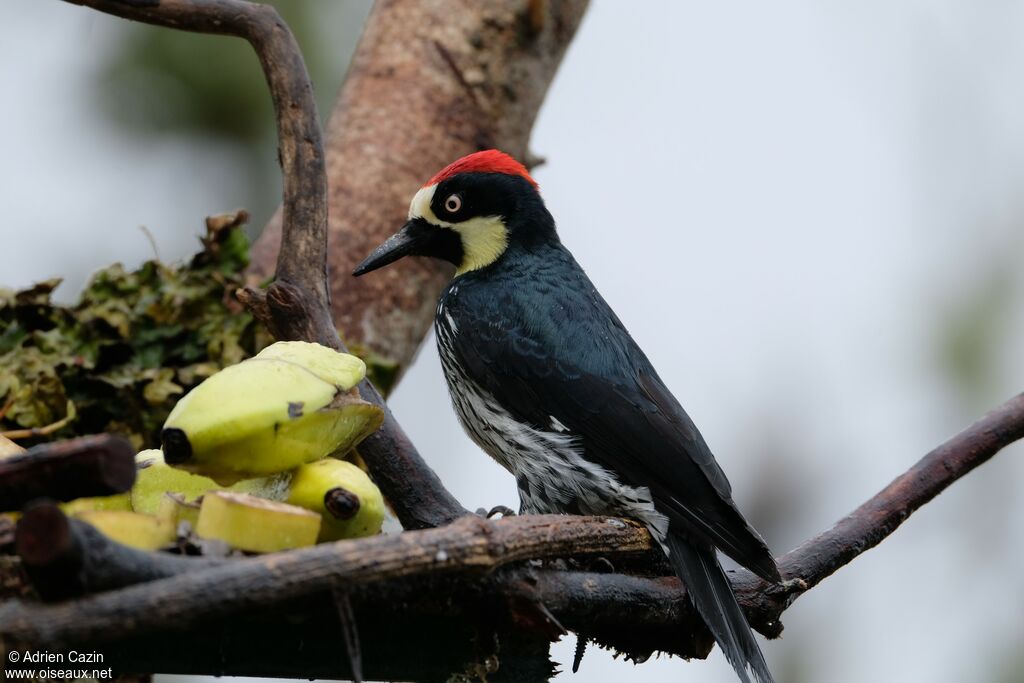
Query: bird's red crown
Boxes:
[{"xmin": 425, "ymin": 149, "xmax": 538, "ymax": 190}]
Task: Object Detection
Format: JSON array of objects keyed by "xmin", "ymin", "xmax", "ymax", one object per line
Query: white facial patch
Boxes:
[{"xmin": 408, "ymin": 185, "xmax": 439, "ymax": 222}]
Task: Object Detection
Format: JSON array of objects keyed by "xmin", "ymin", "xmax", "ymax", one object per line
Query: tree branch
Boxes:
[
  {"xmin": 0, "ymin": 514, "xmax": 651, "ymax": 650},
  {"xmin": 731, "ymin": 391, "xmax": 1024, "ymax": 635},
  {"xmin": 2, "ymin": 392, "xmax": 1020, "ymax": 671},
  {"xmin": 15, "ymin": 502, "xmax": 224, "ymax": 602},
  {"xmin": 62, "ymin": 0, "xmax": 467, "ymax": 530},
  {"xmin": 0, "ymin": 434, "xmax": 134, "ymax": 512}
]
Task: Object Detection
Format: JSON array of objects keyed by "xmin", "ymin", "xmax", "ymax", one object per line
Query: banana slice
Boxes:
[
  {"xmin": 76, "ymin": 510, "xmax": 175, "ymax": 550},
  {"xmin": 160, "ymin": 342, "xmax": 383, "ymax": 483},
  {"xmin": 286, "ymin": 459, "xmax": 385, "ymax": 542},
  {"xmin": 196, "ymin": 491, "xmax": 320, "ymax": 553},
  {"xmin": 130, "ymin": 449, "xmax": 283, "ymax": 514},
  {"xmin": 157, "ymin": 492, "xmax": 201, "ymax": 529},
  {"xmin": 62, "ymin": 493, "xmax": 133, "ymax": 515}
]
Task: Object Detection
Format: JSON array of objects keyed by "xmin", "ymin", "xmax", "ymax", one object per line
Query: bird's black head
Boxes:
[{"xmin": 353, "ymin": 150, "xmax": 554, "ymax": 278}]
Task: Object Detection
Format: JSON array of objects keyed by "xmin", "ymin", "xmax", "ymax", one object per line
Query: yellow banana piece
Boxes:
[
  {"xmin": 160, "ymin": 342, "xmax": 383, "ymax": 484},
  {"xmin": 157, "ymin": 493, "xmax": 201, "ymax": 529},
  {"xmin": 62, "ymin": 493, "xmax": 133, "ymax": 515},
  {"xmin": 286, "ymin": 458, "xmax": 385, "ymax": 542},
  {"xmin": 196, "ymin": 491, "xmax": 320, "ymax": 553},
  {"xmin": 130, "ymin": 449, "xmax": 286, "ymax": 514},
  {"xmin": 76, "ymin": 510, "xmax": 176, "ymax": 551}
]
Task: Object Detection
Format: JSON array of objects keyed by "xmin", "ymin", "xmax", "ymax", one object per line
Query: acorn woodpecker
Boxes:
[{"xmin": 354, "ymin": 150, "xmax": 780, "ymax": 683}]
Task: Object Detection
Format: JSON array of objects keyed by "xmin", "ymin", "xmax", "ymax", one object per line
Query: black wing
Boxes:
[{"xmin": 449, "ymin": 264, "xmax": 779, "ymax": 581}]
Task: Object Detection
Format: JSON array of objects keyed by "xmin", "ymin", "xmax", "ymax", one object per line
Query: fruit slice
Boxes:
[
  {"xmin": 157, "ymin": 492, "xmax": 201, "ymax": 529},
  {"xmin": 196, "ymin": 491, "xmax": 320, "ymax": 553},
  {"xmin": 130, "ymin": 449, "xmax": 282, "ymax": 514},
  {"xmin": 62, "ymin": 492, "xmax": 133, "ymax": 515},
  {"xmin": 161, "ymin": 342, "xmax": 383, "ymax": 483},
  {"xmin": 286, "ymin": 459, "xmax": 385, "ymax": 542},
  {"xmin": 77, "ymin": 510, "xmax": 175, "ymax": 550}
]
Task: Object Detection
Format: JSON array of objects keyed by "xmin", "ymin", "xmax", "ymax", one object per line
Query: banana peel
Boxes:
[
  {"xmin": 161, "ymin": 342, "xmax": 383, "ymax": 483},
  {"xmin": 286, "ymin": 458, "xmax": 385, "ymax": 542},
  {"xmin": 196, "ymin": 491, "xmax": 320, "ymax": 553},
  {"xmin": 76, "ymin": 510, "xmax": 175, "ymax": 551}
]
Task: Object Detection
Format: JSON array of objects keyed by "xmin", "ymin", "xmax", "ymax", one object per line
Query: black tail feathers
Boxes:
[{"xmin": 665, "ymin": 533, "xmax": 774, "ymax": 683}]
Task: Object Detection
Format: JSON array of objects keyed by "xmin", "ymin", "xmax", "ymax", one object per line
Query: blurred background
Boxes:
[{"xmin": 3, "ymin": 1, "xmax": 1024, "ymax": 681}]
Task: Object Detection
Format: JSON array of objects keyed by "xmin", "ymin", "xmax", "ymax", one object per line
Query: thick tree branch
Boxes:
[
  {"xmin": 62, "ymin": 0, "xmax": 466, "ymax": 529},
  {"xmin": 0, "ymin": 514, "xmax": 651, "ymax": 650},
  {"xmin": 0, "ymin": 434, "xmax": 134, "ymax": 512},
  {"xmin": 15, "ymin": 502, "xmax": 224, "ymax": 602}
]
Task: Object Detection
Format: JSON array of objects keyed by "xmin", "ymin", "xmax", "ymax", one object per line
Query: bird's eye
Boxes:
[{"xmin": 444, "ymin": 194, "xmax": 462, "ymax": 213}]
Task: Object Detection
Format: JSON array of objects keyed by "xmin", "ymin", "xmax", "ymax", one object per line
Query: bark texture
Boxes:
[{"xmin": 248, "ymin": 0, "xmax": 591, "ymax": 375}]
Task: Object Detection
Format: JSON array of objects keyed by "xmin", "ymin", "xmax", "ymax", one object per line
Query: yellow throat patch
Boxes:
[{"xmin": 451, "ymin": 217, "xmax": 508, "ymax": 275}]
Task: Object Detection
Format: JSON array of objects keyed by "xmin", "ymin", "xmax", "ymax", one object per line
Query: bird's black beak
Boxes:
[
  {"xmin": 353, "ymin": 218, "xmax": 463, "ymax": 275},
  {"xmin": 352, "ymin": 219, "xmax": 429, "ymax": 276}
]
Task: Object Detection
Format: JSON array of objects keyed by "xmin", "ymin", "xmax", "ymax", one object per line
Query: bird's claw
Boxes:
[
  {"xmin": 771, "ymin": 577, "xmax": 808, "ymax": 596},
  {"xmin": 474, "ymin": 505, "xmax": 517, "ymax": 519},
  {"xmin": 487, "ymin": 505, "xmax": 516, "ymax": 519}
]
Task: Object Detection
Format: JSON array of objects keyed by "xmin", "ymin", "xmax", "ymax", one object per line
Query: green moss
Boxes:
[{"xmin": 0, "ymin": 219, "xmax": 273, "ymax": 449}]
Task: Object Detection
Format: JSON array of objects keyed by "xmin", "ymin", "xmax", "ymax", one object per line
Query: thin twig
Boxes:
[
  {"xmin": 0, "ymin": 395, "xmax": 16, "ymax": 422},
  {"xmin": 772, "ymin": 391, "xmax": 1024, "ymax": 602},
  {"xmin": 1, "ymin": 401, "xmax": 75, "ymax": 440},
  {"xmin": 572, "ymin": 634, "xmax": 587, "ymax": 673},
  {"xmin": 332, "ymin": 586, "xmax": 363, "ymax": 683}
]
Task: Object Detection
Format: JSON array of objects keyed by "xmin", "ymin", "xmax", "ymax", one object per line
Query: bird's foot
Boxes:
[
  {"xmin": 767, "ymin": 576, "xmax": 808, "ymax": 605},
  {"xmin": 776, "ymin": 577, "xmax": 807, "ymax": 593},
  {"xmin": 474, "ymin": 505, "xmax": 517, "ymax": 519}
]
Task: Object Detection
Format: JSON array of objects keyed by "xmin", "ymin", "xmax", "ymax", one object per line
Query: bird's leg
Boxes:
[
  {"xmin": 765, "ymin": 576, "xmax": 809, "ymax": 609},
  {"xmin": 773, "ymin": 577, "xmax": 807, "ymax": 593}
]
